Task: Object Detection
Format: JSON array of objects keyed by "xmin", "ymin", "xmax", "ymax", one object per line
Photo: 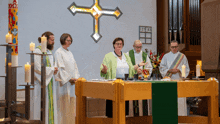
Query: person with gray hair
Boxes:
[
  {"xmin": 127, "ymin": 40, "xmax": 153, "ymax": 117},
  {"xmin": 159, "ymin": 40, "xmax": 190, "ymax": 116}
]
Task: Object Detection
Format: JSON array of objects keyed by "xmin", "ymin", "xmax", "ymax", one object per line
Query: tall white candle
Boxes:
[
  {"xmin": 5, "ymin": 33, "xmax": 12, "ymax": 43},
  {"xmin": 30, "ymin": 42, "xmax": 35, "ymax": 52},
  {"xmin": 25, "ymin": 62, "xmax": 31, "ymax": 83},
  {"xmin": 41, "ymin": 36, "xmax": 47, "ymax": 53},
  {"xmin": 12, "ymin": 55, "xmax": 18, "ymax": 67},
  {"xmin": 182, "ymin": 64, "xmax": 186, "ymax": 78},
  {"xmin": 196, "ymin": 64, "xmax": 201, "ymax": 77}
]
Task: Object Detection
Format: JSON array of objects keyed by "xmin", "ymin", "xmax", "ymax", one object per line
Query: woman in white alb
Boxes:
[{"xmin": 54, "ymin": 33, "xmax": 80, "ymax": 124}]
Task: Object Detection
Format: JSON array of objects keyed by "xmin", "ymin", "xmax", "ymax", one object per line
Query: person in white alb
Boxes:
[
  {"xmin": 54, "ymin": 33, "xmax": 80, "ymax": 124},
  {"xmin": 30, "ymin": 31, "xmax": 58, "ymax": 124},
  {"xmin": 159, "ymin": 40, "xmax": 190, "ymax": 116}
]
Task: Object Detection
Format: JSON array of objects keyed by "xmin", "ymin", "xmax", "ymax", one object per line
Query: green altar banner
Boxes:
[{"xmin": 141, "ymin": 81, "xmax": 178, "ymax": 124}]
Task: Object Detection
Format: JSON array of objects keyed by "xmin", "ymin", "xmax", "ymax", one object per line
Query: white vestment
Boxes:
[
  {"xmin": 54, "ymin": 47, "xmax": 80, "ymax": 124},
  {"xmin": 159, "ymin": 51, "xmax": 190, "ymax": 116},
  {"xmin": 127, "ymin": 50, "xmax": 153, "ymax": 117},
  {"xmin": 30, "ymin": 48, "xmax": 58, "ymax": 124}
]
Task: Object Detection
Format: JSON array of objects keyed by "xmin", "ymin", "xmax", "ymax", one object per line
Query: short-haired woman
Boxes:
[
  {"xmin": 100, "ymin": 37, "xmax": 147, "ymax": 118},
  {"xmin": 54, "ymin": 33, "xmax": 80, "ymax": 124}
]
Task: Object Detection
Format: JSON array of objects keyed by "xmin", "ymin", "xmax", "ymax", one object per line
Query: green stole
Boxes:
[
  {"xmin": 129, "ymin": 50, "xmax": 148, "ymax": 116},
  {"xmin": 129, "ymin": 50, "xmax": 147, "ymax": 68},
  {"xmin": 36, "ymin": 46, "xmax": 54, "ymax": 124}
]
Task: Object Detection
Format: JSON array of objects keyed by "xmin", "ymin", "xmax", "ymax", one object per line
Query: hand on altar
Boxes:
[
  {"xmin": 54, "ymin": 67, "xmax": 58, "ymax": 75},
  {"xmin": 69, "ymin": 78, "xmax": 77, "ymax": 85},
  {"xmin": 101, "ymin": 64, "xmax": 108, "ymax": 74},
  {"xmin": 139, "ymin": 61, "xmax": 148, "ymax": 67},
  {"xmin": 137, "ymin": 68, "xmax": 142, "ymax": 75}
]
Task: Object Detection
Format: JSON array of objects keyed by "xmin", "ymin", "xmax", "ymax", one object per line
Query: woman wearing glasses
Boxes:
[
  {"xmin": 54, "ymin": 33, "xmax": 80, "ymax": 124},
  {"xmin": 100, "ymin": 37, "xmax": 147, "ymax": 118}
]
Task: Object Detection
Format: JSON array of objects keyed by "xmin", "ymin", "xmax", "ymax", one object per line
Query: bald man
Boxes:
[{"xmin": 127, "ymin": 40, "xmax": 153, "ymax": 117}]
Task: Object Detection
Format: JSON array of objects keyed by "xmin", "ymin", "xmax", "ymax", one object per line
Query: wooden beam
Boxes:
[{"xmin": 76, "ymin": 78, "xmax": 87, "ymax": 124}]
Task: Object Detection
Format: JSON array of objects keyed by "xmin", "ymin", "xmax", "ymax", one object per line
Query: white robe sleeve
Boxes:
[
  {"xmin": 159, "ymin": 55, "xmax": 169, "ymax": 77},
  {"xmin": 54, "ymin": 52, "xmax": 72, "ymax": 85},
  {"xmin": 145, "ymin": 56, "xmax": 153, "ymax": 76},
  {"xmin": 34, "ymin": 48, "xmax": 54, "ymax": 86},
  {"xmin": 74, "ymin": 61, "xmax": 80, "ymax": 79}
]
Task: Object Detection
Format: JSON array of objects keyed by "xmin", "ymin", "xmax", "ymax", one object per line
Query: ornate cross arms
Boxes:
[{"xmin": 68, "ymin": 0, "xmax": 122, "ymax": 43}]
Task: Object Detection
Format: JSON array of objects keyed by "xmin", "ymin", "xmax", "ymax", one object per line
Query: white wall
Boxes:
[{"xmin": 0, "ymin": 0, "xmax": 156, "ymax": 99}]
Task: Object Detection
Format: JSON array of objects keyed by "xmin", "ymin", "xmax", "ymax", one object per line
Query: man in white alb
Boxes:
[
  {"xmin": 159, "ymin": 40, "xmax": 190, "ymax": 116},
  {"xmin": 30, "ymin": 31, "xmax": 58, "ymax": 124}
]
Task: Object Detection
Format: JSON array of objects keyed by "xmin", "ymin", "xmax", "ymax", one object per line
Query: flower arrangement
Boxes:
[{"xmin": 148, "ymin": 49, "xmax": 164, "ymax": 74}]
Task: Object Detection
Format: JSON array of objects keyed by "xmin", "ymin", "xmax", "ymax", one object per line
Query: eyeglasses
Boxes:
[
  {"xmin": 115, "ymin": 43, "xmax": 123, "ymax": 46},
  {"xmin": 135, "ymin": 46, "xmax": 142, "ymax": 49},
  {"xmin": 66, "ymin": 40, "xmax": 72, "ymax": 42},
  {"xmin": 171, "ymin": 46, "xmax": 178, "ymax": 49}
]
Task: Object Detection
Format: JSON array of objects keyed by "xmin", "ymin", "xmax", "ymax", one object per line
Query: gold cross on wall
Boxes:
[{"xmin": 68, "ymin": 0, "xmax": 123, "ymax": 42}]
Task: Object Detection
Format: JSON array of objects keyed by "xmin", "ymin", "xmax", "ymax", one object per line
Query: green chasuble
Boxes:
[
  {"xmin": 36, "ymin": 46, "xmax": 54, "ymax": 124},
  {"xmin": 100, "ymin": 52, "xmax": 135, "ymax": 79},
  {"xmin": 129, "ymin": 50, "xmax": 148, "ymax": 116}
]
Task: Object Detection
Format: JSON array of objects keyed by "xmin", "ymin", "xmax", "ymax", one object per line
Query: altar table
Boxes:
[{"xmin": 75, "ymin": 78, "xmax": 219, "ymax": 124}]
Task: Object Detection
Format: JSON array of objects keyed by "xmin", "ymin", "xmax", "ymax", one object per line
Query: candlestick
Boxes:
[
  {"xmin": 30, "ymin": 42, "xmax": 35, "ymax": 52},
  {"xmin": 25, "ymin": 62, "xmax": 31, "ymax": 83},
  {"xmin": 12, "ymin": 55, "xmax": 18, "ymax": 67},
  {"xmin": 182, "ymin": 64, "xmax": 186, "ymax": 78},
  {"xmin": 41, "ymin": 36, "xmax": 47, "ymax": 53},
  {"xmin": 196, "ymin": 64, "xmax": 201, "ymax": 78},
  {"xmin": 5, "ymin": 33, "xmax": 12, "ymax": 43},
  {"xmin": 5, "ymin": 58, "xmax": 6, "ymax": 74}
]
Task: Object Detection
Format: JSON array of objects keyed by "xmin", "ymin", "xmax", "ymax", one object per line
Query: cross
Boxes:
[{"xmin": 68, "ymin": 0, "xmax": 122, "ymax": 43}]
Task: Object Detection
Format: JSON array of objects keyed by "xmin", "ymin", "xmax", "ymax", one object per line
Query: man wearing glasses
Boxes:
[
  {"xmin": 127, "ymin": 40, "xmax": 153, "ymax": 117},
  {"xmin": 159, "ymin": 40, "xmax": 190, "ymax": 116}
]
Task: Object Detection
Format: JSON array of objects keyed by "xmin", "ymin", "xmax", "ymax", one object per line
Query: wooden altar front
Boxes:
[{"xmin": 75, "ymin": 78, "xmax": 219, "ymax": 124}]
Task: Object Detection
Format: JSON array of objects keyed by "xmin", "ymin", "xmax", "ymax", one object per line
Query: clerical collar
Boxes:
[{"xmin": 114, "ymin": 51, "xmax": 122, "ymax": 57}]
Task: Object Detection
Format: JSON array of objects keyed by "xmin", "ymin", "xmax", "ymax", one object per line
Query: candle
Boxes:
[
  {"xmin": 196, "ymin": 64, "xmax": 201, "ymax": 77},
  {"xmin": 12, "ymin": 55, "xmax": 18, "ymax": 67},
  {"xmin": 41, "ymin": 36, "xmax": 47, "ymax": 53},
  {"xmin": 182, "ymin": 64, "xmax": 186, "ymax": 78},
  {"xmin": 30, "ymin": 42, "xmax": 35, "ymax": 52},
  {"xmin": 25, "ymin": 62, "xmax": 31, "ymax": 83},
  {"xmin": 5, "ymin": 33, "xmax": 12, "ymax": 43}
]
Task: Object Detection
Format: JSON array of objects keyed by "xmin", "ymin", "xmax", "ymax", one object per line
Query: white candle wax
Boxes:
[
  {"xmin": 12, "ymin": 55, "xmax": 18, "ymax": 67},
  {"xmin": 5, "ymin": 33, "xmax": 12, "ymax": 43},
  {"xmin": 41, "ymin": 36, "xmax": 47, "ymax": 53},
  {"xmin": 30, "ymin": 42, "xmax": 35, "ymax": 52},
  {"xmin": 25, "ymin": 62, "xmax": 31, "ymax": 83},
  {"xmin": 196, "ymin": 64, "xmax": 201, "ymax": 77},
  {"xmin": 182, "ymin": 64, "xmax": 186, "ymax": 78}
]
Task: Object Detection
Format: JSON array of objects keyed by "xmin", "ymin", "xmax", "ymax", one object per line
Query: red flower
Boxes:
[
  {"xmin": 159, "ymin": 53, "xmax": 164, "ymax": 60},
  {"xmin": 150, "ymin": 50, "xmax": 153, "ymax": 55}
]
